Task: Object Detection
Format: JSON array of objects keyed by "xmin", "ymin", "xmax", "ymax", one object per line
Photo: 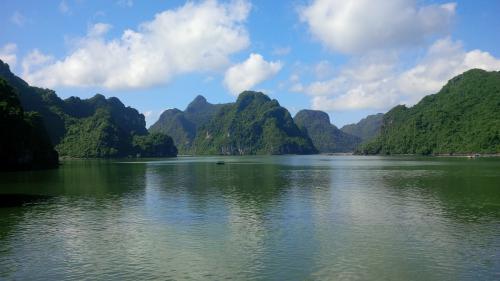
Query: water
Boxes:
[{"xmin": 1, "ymin": 155, "xmax": 499, "ymax": 280}]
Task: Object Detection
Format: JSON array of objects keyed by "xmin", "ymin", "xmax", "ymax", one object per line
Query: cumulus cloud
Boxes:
[
  {"xmin": 224, "ymin": 53, "xmax": 282, "ymax": 95},
  {"xmin": 22, "ymin": 50, "xmax": 53, "ymax": 76},
  {"xmin": 0, "ymin": 43, "xmax": 18, "ymax": 67},
  {"xmin": 299, "ymin": 0, "xmax": 456, "ymax": 53},
  {"xmin": 23, "ymin": 0, "xmax": 251, "ymax": 90},
  {"xmin": 298, "ymin": 38, "xmax": 500, "ymax": 111}
]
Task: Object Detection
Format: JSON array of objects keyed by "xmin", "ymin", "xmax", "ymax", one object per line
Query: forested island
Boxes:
[
  {"xmin": 0, "ymin": 78, "xmax": 58, "ymax": 170},
  {"xmin": 294, "ymin": 109, "xmax": 361, "ymax": 153},
  {"xmin": 0, "ymin": 59, "xmax": 177, "ymax": 169},
  {"xmin": 2, "ymin": 56, "xmax": 500, "ymax": 171},
  {"xmin": 359, "ymin": 69, "xmax": 500, "ymax": 155}
]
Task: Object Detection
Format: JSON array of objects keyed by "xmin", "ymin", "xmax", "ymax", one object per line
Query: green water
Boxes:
[{"xmin": 0, "ymin": 155, "xmax": 499, "ymax": 280}]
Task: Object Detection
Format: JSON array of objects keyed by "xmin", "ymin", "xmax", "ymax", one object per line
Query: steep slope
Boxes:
[
  {"xmin": 0, "ymin": 60, "xmax": 177, "ymax": 158},
  {"xmin": 341, "ymin": 113, "xmax": 384, "ymax": 142},
  {"xmin": 359, "ymin": 69, "xmax": 500, "ymax": 155},
  {"xmin": 0, "ymin": 78, "xmax": 58, "ymax": 170},
  {"xmin": 193, "ymin": 91, "xmax": 317, "ymax": 155},
  {"xmin": 149, "ymin": 95, "xmax": 224, "ymax": 153},
  {"xmin": 0, "ymin": 60, "xmax": 66, "ymax": 144},
  {"xmin": 294, "ymin": 110, "xmax": 361, "ymax": 153}
]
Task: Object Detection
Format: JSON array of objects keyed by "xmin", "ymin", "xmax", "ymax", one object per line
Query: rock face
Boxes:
[
  {"xmin": 149, "ymin": 95, "xmax": 224, "ymax": 154},
  {"xmin": 359, "ymin": 69, "xmax": 500, "ymax": 155},
  {"xmin": 294, "ymin": 109, "xmax": 361, "ymax": 153},
  {"xmin": 0, "ymin": 59, "xmax": 177, "ymax": 158},
  {"xmin": 341, "ymin": 113, "xmax": 384, "ymax": 142},
  {"xmin": 0, "ymin": 77, "xmax": 58, "ymax": 170},
  {"xmin": 192, "ymin": 91, "xmax": 317, "ymax": 155}
]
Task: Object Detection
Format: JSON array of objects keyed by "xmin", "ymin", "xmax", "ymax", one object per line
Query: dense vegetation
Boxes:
[
  {"xmin": 359, "ymin": 69, "xmax": 500, "ymax": 155},
  {"xmin": 294, "ymin": 110, "xmax": 361, "ymax": 153},
  {"xmin": 341, "ymin": 113, "xmax": 384, "ymax": 142},
  {"xmin": 0, "ymin": 78, "xmax": 58, "ymax": 170},
  {"xmin": 149, "ymin": 95, "xmax": 224, "ymax": 154},
  {"xmin": 0, "ymin": 60, "xmax": 177, "ymax": 158},
  {"xmin": 193, "ymin": 91, "xmax": 317, "ymax": 155},
  {"xmin": 132, "ymin": 132, "xmax": 177, "ymax": 157}
]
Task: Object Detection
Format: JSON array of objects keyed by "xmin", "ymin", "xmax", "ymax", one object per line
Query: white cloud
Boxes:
[
  {"xmin": 59, "ymin": 1, "xmax": 71, "ymax": 15},
  {"xmin": 272, "ymin": 46, "xmax": 291, "ymax": 56},
  {"xmin": 313, "ymin": 60, "xmax": 334, "ymax": 80},
  {"xmin": 299, "ymin": 0, "xmax": 456, "ymax": 53},
  {"xmin": 0, "ymin": 43, "xmax": 18, "ymax": 67},
  {"xmin": 22, "ymin": 49, "xmax": 54, "ymax": 76},
  {"xmin": 117, "ymin": 0, "xmax": 134, "ymax": 8},
  {"xmin": 87, "ymin": 23, "xmax": 112, "ymax": 37},
  {"xmin": 143, "ymin": 110, "xmax": 159, "ymax": 127},
  {"xmin": 397, "ymin": 38, "xmax": 500, "ymax": 103},
  {"xmin": 299, "ymin": 38, "xmax": 500, "ymax": 111},
  {"xmin": 224, "ymin": 53, "xmax": 282, "ymax": 95},
  {"xmin": 11, "ymin": 11, "xmax": 27, "ymax": 26},
  {"xmin": 23, "ymin": 0, "xmax": 251, "ymax": 90}
]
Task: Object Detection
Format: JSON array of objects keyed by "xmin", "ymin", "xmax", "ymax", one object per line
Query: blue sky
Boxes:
[{"xmin": 1, "ymin": 0, "xmax": 500, "ymax": 127}]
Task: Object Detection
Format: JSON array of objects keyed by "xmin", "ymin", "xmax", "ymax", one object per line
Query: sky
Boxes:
[{"xmin": 1, "ymin": 0, "xmax": 500, "ymax": 127}]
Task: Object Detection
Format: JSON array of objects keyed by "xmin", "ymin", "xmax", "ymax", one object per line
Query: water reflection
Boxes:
[{"xmin": 0, "ymin": 156, "xmax": 499, "ymax": 280}]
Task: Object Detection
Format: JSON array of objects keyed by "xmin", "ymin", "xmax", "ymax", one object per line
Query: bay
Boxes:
[{"xmin": 1, "ymin": 155, "xmax": 499, "ymax": 280}]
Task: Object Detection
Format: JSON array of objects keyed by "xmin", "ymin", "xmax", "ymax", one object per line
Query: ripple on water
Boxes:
[{"xmin": 1, "ymin": 156, "xmax": 500, "ymax": 280}]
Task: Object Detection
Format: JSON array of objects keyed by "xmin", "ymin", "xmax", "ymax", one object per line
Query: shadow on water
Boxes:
[
  {"xmin": 0, "ymin": 194, "xmax": 52, "ymax": 207},
  {"xmin": 379, "ymin": 157, "xmax": 500, "ymax": 222},
  {"xmin": 0, "ymin": 159, "xmax": 148, "ymax": 197},
  {"xmin": 368, "ymin": 157, "xmax": 500, "ymax": 280},
  {"xmin": 1, "ymin": 156, "xmax": 499, "ymax": 280}
]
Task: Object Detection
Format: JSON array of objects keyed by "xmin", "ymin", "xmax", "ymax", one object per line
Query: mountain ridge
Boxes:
[
  {"xmin": 193, "ymin": 91, "xmax": 318, "ymax": 155},
  {"xmin": 341, "ymin": 113, "xmax": 384, "ymax": 142},
  {"xmin": 359, "ymin": 69, "xmax": 500, "ymax": 155},
  {"xmin": 294, "ymin": 109, "xmax": 361, "ymax": 153},
  {"xmin": 0, "ymin": 59, "xmax": 177, "ymax": 159}
]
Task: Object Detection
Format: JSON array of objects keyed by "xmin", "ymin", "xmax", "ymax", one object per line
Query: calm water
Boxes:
[{"xmin": 1, "ymin": 156, "xmax": 500, "ymax": 280}]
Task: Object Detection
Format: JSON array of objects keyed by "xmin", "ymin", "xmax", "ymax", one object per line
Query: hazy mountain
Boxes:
[
  {"xmin": 341, "ymin": 113, "xmax": 384, "ymax": 142},
  {"xmin": 294, "ymin": 110, "xmax": 361, "ymax": 153},
  {"xmin": 359, "ymin": 69, "xmax": 500, "ymax": 155},
  {"xmin": 193, "ymin": 91, "xmax": 317, "ymax": 155}
]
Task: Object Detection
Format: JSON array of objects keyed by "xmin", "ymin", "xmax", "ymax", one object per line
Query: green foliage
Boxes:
[
  {"xmin": 341, "ymin": 113, "xmax": 384, "ymax": 142},
  {"xmin": 56, "ymin": 108, "xmax": 130, "ymax": 157},
  {"xmin": 294, "ymin": 109, "xmax": 361, "ymax": 153},
  {"xmin": 133, "ymin": 132, "xmax": 177, "ymax": 157},
  {"xmin": 149, "ymin": 95, "xmax": 224, "ymax": 154},
  {"xmin": 359, "ymin": 69, "xmax": 500, "ymax": 155},
  {"xmin": 0, "ymin": 78, "xmax": 58, "ymax": 170},
  {"xmin": 193, "ymin": 91, "xmax": 317, "ymax": 155},
  {"xmin": 0, "ymin": 59, "xmax": 177, "ymax": 158}
]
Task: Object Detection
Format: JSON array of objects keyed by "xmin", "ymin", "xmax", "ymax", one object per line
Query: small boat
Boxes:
[{"xmin": 215, "ymin": 161, "xmax": 225, "ymax": 165}]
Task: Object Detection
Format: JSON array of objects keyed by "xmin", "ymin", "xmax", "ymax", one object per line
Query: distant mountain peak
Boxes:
[
  {"xmin": 295, "ymin": 109, "xmax": 331, "ymax": 125},
  {"xmin": 193, "ymin": 95, "xmax": 207, "ymax": 103},
  {"xmin": 0, "ymin": 59, "xmax": 10, "ymax": 71},
  {"xmin": 236, "ymin": 91, "xmax": 270, "ymax": 102},
  {"xmin": 150, "ymin": 95, "xmax": 225, "ymax": 153},
  {"xmin": 186, "ymin": 95, "xmax": 210, "ymax": 112},
  {"xmin": 294, "ymin": 109, "xmax": 360, "ymax": 153},
  {"xmin": 341, "ymin": 113, "xmax": 384, "ymax": 142}
]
